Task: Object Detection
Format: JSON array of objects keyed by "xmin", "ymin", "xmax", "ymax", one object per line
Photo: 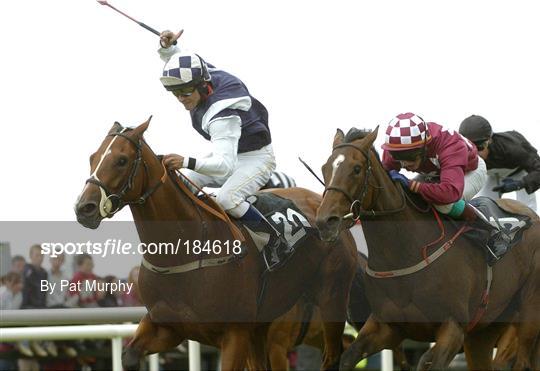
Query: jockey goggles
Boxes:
[
  {"xmin": 389, "ymin": 148, "xmax": 425, "ymax": 162},
  {"xmin": 473, "ymin": 140, "xmax": 488, "ymax": 151},
  {"xmin": 171, "ymin": 85, "xmax": 198, "ymax": 97}
]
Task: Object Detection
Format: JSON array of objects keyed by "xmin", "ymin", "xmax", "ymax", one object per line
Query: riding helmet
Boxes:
[
  {"xmin": 458, "ymin": 115, "xmax": 493, "ymax": 142},
  {"xmin": 160, "ymin": 53, "xmax": 211, "ymax": 91}
]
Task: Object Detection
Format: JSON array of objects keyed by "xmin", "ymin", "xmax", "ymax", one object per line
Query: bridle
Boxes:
[
  {"xmin": 85, "ymin": 128, "xmax": 166, "ymax": 218},
  {"xmin": 324, "ymin": 143, "xmax": 406, "ymax": 220}
]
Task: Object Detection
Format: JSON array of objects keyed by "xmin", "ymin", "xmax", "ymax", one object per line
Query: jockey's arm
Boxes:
[
  {"xmin": 414, "ymin": 165, "xmax": 465, "ymax": 205},
  {"xmin": 183, "ymin": 116, "xmax": 241, "ymax": 178},
  {"xmin": 158, "ymin": 44, "xmax": 181, "ymax": 62}
]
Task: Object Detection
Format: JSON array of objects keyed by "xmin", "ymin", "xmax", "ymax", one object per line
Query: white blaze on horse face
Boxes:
[
  {"xmin": 77, "ymin": 128, "xmax": 128, "ymax": 218},
  {"xmin": 330, "ymin": 154, "xmax": 345, "ymax": 186}
]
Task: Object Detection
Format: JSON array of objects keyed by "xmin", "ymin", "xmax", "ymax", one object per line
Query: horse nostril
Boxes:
[
  {"xmin": 326, "ymin": 216, "xmax": 341, "ymax": 229},
  {"xmin": 78, "ymin": 202, "xmax": 98, "ymax": 217},
  {"xmin": 316, "ymin": 215, "xmax": 341, "ymax": 232}
]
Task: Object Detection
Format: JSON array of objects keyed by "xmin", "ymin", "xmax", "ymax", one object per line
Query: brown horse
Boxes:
[
  {"xmin": 74, "ymin": 118, "xmax": 357, "ymax": 370},
  {"xmin": 315, "ymin": 127, "xmax": 540, "ymax": 370}
]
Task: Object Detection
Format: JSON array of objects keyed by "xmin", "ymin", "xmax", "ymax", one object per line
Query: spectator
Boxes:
[
  {"xmin": 121, "ymin": 266, "xmax": 141, "ymax": 307},
  {"xmin": 10, "ymin": 255, "xmax": 25, "ymax": 274},
  {"xmin": 0, "ymin": 272, "xmax": 23, "ymax": 370},
  {"xmin": 46, "ymin": 254, "xmax": 78, "ymax": 358},
  {"xmin": 47, "ymin": 253, "xmax": 76, "ymax": 308},
  {"xmin": 0, "ymin": 272, "xmax": 23, "ymax": 310},
  {"xmin": 69, "ymin": 254, "xmax": 99, "ymax": 308},
  {"xmin": 98, "ymin": 275, "xmax": 120, "ymax": 307},
  {"xmin": 21, "ymin": 244, "xmax": 49, "ymax": 358}
]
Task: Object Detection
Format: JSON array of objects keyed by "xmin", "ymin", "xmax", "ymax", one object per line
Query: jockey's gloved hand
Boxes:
[
  {"xmin": 388, "ymin": 170, "xmax": 410, "ymax": 189},
  {"xmin": 159, "ymin": 29, "xmax": 183, "ymax": 48},
  {"xmin": 492, "ymin": 178, "xmax": 524, "ymax": 194}
]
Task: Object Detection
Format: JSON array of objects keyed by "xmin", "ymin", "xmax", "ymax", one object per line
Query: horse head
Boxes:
[
  {"xmin": 75, "ymin": 117, "xmax": 154, "ymax": 229},
  {"xmin": 316, "ymin": 126, "xmax": 404, "ymax": 241}
]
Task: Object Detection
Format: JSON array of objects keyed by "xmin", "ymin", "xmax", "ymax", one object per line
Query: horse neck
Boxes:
[
  {"xmin": 128, "ymin": 146, "xmax": 209, "ymax": 265},
  {"xmin": 361, "ymin": 161, "xmax": 444, "ymax": 270}
]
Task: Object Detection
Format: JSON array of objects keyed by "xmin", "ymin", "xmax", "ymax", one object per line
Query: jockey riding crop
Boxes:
[{"xmin": 96, "ymin": 0, "xmax": 177, "ymax": 45}]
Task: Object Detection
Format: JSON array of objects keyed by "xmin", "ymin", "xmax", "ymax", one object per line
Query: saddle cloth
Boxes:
[
  {"xmin": 245, "ymin": 193, "xmax": 316, "ymax": 267},
  {"xmin": 467, "ymin": 196, "xmax": 532, "ymax": 262}
]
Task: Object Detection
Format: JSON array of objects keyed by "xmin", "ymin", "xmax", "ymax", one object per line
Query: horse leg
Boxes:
[
  {"xmin": 417, "ymin": 319, "xmax": 464, "ymax": 371},
  {"xmin": 339, "ymin": 315, "xmax": 403, "ymax": 371},
  {"xmin": 492, "ymin": 324, "xmax": 518, "ymax": 369},
  {"xmin": 268, "ymin": 341, "xmax": 289, "ymax": 371},
  {"xmin": 247, "ymin": 324, "xmax": 270, "ymax": 371},
  {"xmin": 123, "ymin": 313, "xmax": 182, "ymax": 370},
  {"xmin": 220, "ymin": 328, "xmax": 251, "ymax": 371},
  {"xmin": 463, "ymin": 323, "xmax": 505, "ymax": 371},
  {"xmin": 392, "ymin": 345, "xmax": 411, "ymax": 371},
  {"xmin": 513, "ymin": 257, "xmax": 540, "ymax": 370},
  {"xmin": 513, "ymin": 308, "xmax": 540, "ymax": 370},
  {"xmin": 320, "ymin": 321, "xmax": 344, "ymax": 370},
  {"xmin": 317, "ymin": 271, "xmax": 355, "ymax": 369},
  {"xmin": 534, "ymin": 335, "xmax": 540, "ymax": 370},
  {"xmin": 317, "ymin": 290, "xmax": 348, "ymax": 370}
]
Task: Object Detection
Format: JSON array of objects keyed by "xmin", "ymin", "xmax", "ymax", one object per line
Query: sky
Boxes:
[{"xmin": 1, "ymin": 0, "xmax": 539, "ymax": 275}]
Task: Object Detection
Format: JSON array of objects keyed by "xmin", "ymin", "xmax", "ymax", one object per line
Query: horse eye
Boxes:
[
  {"xmin": 117, "ymin": 157, "xmax": 128, "ymax": 167},
  {"xmin": 354, "ymin": 165, "xmax": 362, "ymax": 174}
]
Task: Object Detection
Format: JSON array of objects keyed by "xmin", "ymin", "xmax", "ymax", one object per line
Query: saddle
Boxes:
[
  {"xmin": 467, "ymin": 197, "xmax": 532, "ymax": 265},
  {"xmin": 246, "ymin": 193, "xmax": 316, "ymax": 270}
]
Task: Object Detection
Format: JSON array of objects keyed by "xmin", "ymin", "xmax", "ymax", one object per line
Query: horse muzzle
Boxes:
[
  {"xmin": 75, "ymin": 199, "xmax": 103, "ymax": 229},
  {"xmin": 316, "ymin": 215, "xmax": 342, "ymax": 242}
]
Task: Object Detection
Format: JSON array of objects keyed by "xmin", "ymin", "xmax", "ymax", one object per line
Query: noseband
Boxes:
[
  {"xmin": 325, "ymin": 143, "xmax": 405, "ymax": 220},
  {"xmin": 85, "ymin": 129, "xmax": 166, "ymax": 217}
]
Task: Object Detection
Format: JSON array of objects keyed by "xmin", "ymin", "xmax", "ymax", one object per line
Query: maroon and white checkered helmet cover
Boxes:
[{"xmin": 381, "ymin": 112, "xmax": 431, "ymax": 151}]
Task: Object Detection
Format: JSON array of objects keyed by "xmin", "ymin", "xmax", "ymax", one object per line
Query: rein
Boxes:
[
  {"xmin": 171, "ymin": 170, "xmax": 245, "ymax": 242},
  {"xmin": 325, "ymin": 143, "xmax": 406, "ymax": 220}
]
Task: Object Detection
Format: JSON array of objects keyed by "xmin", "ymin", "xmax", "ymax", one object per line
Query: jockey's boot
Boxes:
[
  {"xmin": 458, "ymin": 203, "xmax": 509, "ymax": 263},
  {"xmin": 238, "ymin": 205, "xmax": 290, "ymax": 270}
]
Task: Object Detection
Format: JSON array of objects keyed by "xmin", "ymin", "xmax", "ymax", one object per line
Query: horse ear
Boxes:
[
  {"xmin": 108, "ymin": 121, "xmax": 123, "ymax": 134},
  {"xmin": 365, "ymin": 125, "xmax": 379, "ymax": 146},
  {"xmin": 132, "ymin": 115, "xmax": 152, "ymax": 138},
  {"xmin": 333, "ymin": 129, "xmax": 345, "ymax": 148}
]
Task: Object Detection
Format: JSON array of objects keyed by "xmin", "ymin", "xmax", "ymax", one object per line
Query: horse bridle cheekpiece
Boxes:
[
  {"xmin": 325, "ymin": 143, "xmax": 405, "ymax": 221},
  {"xmin": 85, "ymin": 127, "xmax": 164, "ymax": 218}
]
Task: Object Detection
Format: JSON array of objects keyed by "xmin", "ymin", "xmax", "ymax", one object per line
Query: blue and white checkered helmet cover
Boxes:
[{"xmin": 160, "ymin": 52, "xmax": 210, "ymax": 90}]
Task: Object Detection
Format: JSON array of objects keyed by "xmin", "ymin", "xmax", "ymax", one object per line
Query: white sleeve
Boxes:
[
  {"xmin": 182, "ymin": 116, "xmax": 241, "ymax": 177},
  {"xmin": 157, "ymin": 45, "xmax": 181, "ymax": 62}
]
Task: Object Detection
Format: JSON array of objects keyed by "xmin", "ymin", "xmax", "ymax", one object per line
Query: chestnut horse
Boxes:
[
  {"xmin": 315, "ymin": 127, "xmax": 540, "ymax": 370},
  {"xmin": 74, "ymin": 118, "xmax": 357, "ymax": 370}
]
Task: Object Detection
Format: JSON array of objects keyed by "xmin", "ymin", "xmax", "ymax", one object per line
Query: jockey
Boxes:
[
  {"xmin": 157, "ymin": 30, "xmax": 287, "ymax": 263},
  {"xmin": 459, "ymin": 115, "xmax": 540, "ymax": 212},
  {"xmin": 380, "ymin": 113, "xmax": 508, "ymax": 258}
]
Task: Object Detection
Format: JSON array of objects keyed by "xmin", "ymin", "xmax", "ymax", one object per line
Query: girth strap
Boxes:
[
  {"xmin": 466, "ymin": 266, "xmax": 493, "ymax": 332},
  {"xmin": 141, "ymin": 253, "xmax": 239, "ymax": 275}
]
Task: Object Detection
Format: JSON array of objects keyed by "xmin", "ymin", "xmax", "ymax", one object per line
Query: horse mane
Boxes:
[
  {"xmin": 343, "ymin": 127, "xmax": 381, "ymax": 162},
  {"xmin": 344, "ymin": 128, "xmax": 372, "ymax": 143}
]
